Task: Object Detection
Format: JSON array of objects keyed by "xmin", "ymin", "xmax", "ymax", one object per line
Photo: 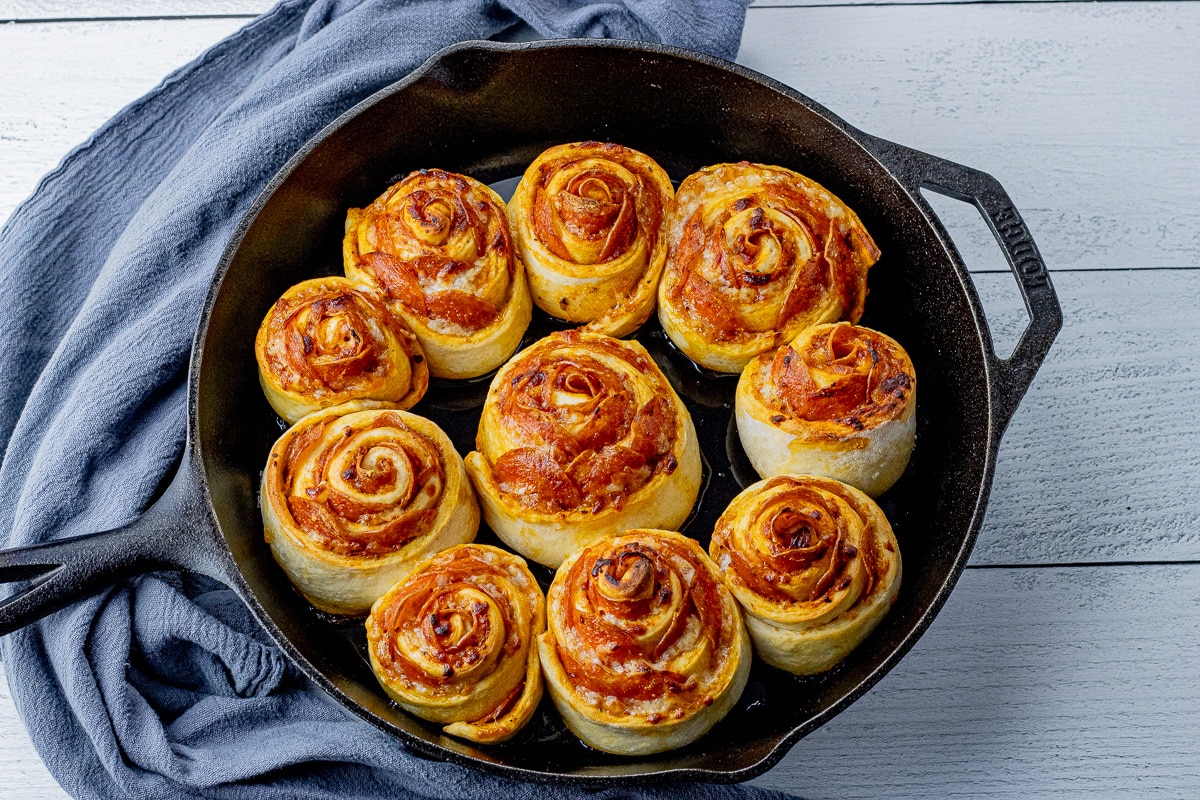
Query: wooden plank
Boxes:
[
  {"xmin": 0, "ymin": 0, "xmax": 1104, "ymax": 19},
  {"xmin": 739, "ymin": 2, "xmax": 1200, "ymax": 272},
  {"xmin": 971, "ymin": 268, "xmax": 1200, "ymax": 565},
  {"xmin": 0, "ymin": 18, "xmax": 248, "ymax": 226},
  {"xmin": 1, "ymin": 563, "xmax": 1196, "ymax": 798},
  {"xmin": 2, "ymin": 4, "xmax": 1197, "ymax": 271},
  {"xmin": 0, "ymin": 663, "xmax": 68, "ymax": 799},
  {"xmin": 753, "ymin": 0, "xmax": 1071, "ymax": 5},
  {"xmin": 0, "ymin": 1, "xmax": 262, "ymax": 19},
  {"xmin": 752, "ymin": 563, "xmax": 1200, "ymax": 798}
]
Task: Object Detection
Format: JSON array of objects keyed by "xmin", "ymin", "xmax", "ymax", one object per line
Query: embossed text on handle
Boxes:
[{"xmin": 990, "ymin": 203, "xmax": 1047, "ymax": 288}]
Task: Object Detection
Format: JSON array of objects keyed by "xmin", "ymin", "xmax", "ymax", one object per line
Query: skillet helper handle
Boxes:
[
  {"xmin": 0, "ymin": 457, "xmax": 234, "ymax": 636},
  {"xmin": 872, "ymin": 139, "xmax": 1064, "ymax": 437}
]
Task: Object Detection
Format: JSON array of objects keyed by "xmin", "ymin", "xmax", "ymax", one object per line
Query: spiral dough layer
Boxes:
[
  {"xmin": 736, "ymin": 322, "xmax": 916, "ymax": 497},
  {"xmin": 255, "ymin": 277, "xmax": 428, "ymax": 424},
  {"xmin": 509, "ymin": 141, "xmax": 674, "ymax": 337},
  {"xmin": 464, "ymin": 329, "xmax": 702, "ymax": 567},
  {"xmin": 538, "ymin": 529, "xmax": 751, "ymax": 755},
  {"xmin": 366, "ymin": 544, "xmax": 544, "ymax": 743},
  {"xmin": 344, "ymin": 168, "xmax": 532, "ymax": 379},
  {"xmin": 658, "ymin": 162, "xmax": 881, "ymax": 373},
  {"xmin": 261, "ymin": 401, "xmax": 478, "ymax": 615},
  {"xmin": 709, "ymin": 475, "xmax": 901, "ymax": 675}
]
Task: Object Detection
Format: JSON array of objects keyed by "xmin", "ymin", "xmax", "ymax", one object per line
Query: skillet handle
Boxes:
[
  {"xmin": 0, "ymin": 454, "xmax": 236, "ymax": 636},
  {"xmin": 870, "ymin": 139, "xmax": 1064, "ymax": 437}
]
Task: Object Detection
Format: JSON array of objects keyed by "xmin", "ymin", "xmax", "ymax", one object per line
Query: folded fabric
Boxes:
[{"xmin": 0, "ymin": 0, "xmax": 795, "ymax": 797}]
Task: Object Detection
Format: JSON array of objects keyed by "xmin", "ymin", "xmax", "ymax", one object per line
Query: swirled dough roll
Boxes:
[
  {"xmin": 255, "ymin": 277, "xmax": 429, "ymax": 424},
  {"xmin": 344, "ymin": 169, "xmax": 532, "ymax": 379},
  {"xmin": 736, "ymin": 322, "xmax": 916, "ymax": 497},
  {"xmin": 463, "ymin": 330, "xmax": 702, "ymax": 568},
  {"xmin": 538, "ymin": 529, "xmax": 751, "ymax": 755},
  {"xmin": 261, "ymin": 401, "xmax": 478, "ymax": 615},
  {"xmin": 709, "ymin": 475, "xmax": 901, "ymax": 675},
  {"xmin": 365, "ymin": 544, "xmax": 544, "ymax": 744},
  {"xmin": 658, "ymin": 162, "xmax": 881, "ymax": 373},
  {"xmin": 508, "ymin": 142, "xmax": 674, "ymax": 337}
]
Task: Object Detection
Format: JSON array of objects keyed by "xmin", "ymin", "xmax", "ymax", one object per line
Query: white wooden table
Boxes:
[{"xmin": 2, "ymin": 1, "xmax": 1198, "ymax": 797}]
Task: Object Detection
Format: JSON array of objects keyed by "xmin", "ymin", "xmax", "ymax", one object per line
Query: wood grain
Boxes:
[
  {"xmin": 2, "ymin": 563, "xmax": 1196, "ymax": 799},
  {"xmin": 0, "ymin": 0, "xmax": 1076, "ymax": 20},
  {"xmin": 0, "ymin": 0, "xmax": 262, "ymax": 19},
  {"xmin": 751, "ymin": 564, "xmax": 1200, "ymax": 798},
  {"xmin": 0, "ymin": 18, "xmax": 248, "ymax": 225},
  {"xmin": 738, "ymin": 2, "xmax": 1200, "ymax": 272},
  {"xmin": 3, "ymin": 4, "xmax": 1198, "ymax": 273},
  {"xmin": 752, "ymin": 0, "xmax": 1065, "ymax": 5},
  {"xmin": 972, "ymin": 269, "xmax": 1200, "ymax": 565},
  {"xmin": 0, "ymin": 663, "xmax": 68, "ymax": 799}
]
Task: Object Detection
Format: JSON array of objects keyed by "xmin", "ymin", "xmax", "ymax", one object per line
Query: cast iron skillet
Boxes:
[{"xmin": 0, "ymin": 40, "xmax": 1061, "ymax": 783}]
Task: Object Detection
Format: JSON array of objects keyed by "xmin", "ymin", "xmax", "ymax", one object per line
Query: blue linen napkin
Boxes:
[{"xmin": 0, "ymin": 1, "xmax": 797, "ymax": 798}]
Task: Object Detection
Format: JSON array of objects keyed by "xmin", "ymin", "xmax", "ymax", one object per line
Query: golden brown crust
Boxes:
[
  {"xmin": 509, "ymin": 141, "xmax": 674, "ymax": 337},
  {"xmin": 709, "ymin": 475, "xmax": 901, "ymax": 674},
  {"xmin": 344, "ymin": 169, "xmax": 531, "ymax": 379},
  {"xmin": 539, "ymin": 529, "xmax": 751, "ymax": 755},
  {"xmin": 736, "ymin": 322, "xmax": 916, "ymax": 496},
  {"xmin": 255, "ymin": 277, "xmax": 428, "ymax": 424},
  {"xmin": 658, "ymin": 162, "xmax": 880, "ymax": 373},
  {"xmin": 463, "ymin": 330, "xmax": 702, "ymax": 567},
  {"xmin": 261, "ymin": 401, "xmax": 478, "ymax": 614},
  {"xmin": 365, "ymin": 544, "xmax": 544, "ymax": 743}
]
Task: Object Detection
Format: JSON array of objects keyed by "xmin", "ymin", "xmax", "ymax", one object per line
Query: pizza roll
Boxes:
[
  {"xmin": 344, "ymin": 168, "xmax": 532, "ymax": 379},
  {"xmin": 736, "ymin": 321, "xmax": 916, "ymax": 497},
  {"xmin": 538, "ymin": 529, "xmax": 751, "ymax": 755},
  {"xmin": 658, "ymin": 162, "xmax": 880, "ymax": 372},
  {"xmin": 255, "ymin": 277, "xmax": 428, "ymax": 424},
  {"xmin": 261, "ymin": 401, "xmax": 478, "ymax": 615},
  {"xmin": 365, "ymin": 544, "xmax": 544, "ymax": 744},
  {"xmin": 508, "ymin": 141, "xmax": 673, "ymax": 337},
  {"xmin": 709, "ymin": 475, "xmax": 901, "ymax": 675},
  {"xmin": 464, "ymin": 330, "xmax": 702, "ymax": 567}
]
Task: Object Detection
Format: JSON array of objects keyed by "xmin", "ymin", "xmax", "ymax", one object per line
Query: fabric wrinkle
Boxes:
[{"xmin": 0, "ymin": 1, "xmax": 783, "ymax": 798}]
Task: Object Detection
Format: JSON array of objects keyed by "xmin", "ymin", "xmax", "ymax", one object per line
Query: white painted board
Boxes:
[
  {"xmin": 0, "ymin": 3, "xmax": 1197, "ymax": 795},
  {"xmin": 738, "ymin": 2, "xmax": 1200, "ymax": 272},
  {"xmin": 2, "ymin": 563, "xmax": 1197, "ymax": 798},
  {"xmin": 0, "ymin": 0, "xmax": 1071, "ymax": 20},
  {"xmin": 0, "ymin": 1, "xmax": 264, "ymax": 19},
  {"xmin": 751, "ymin": 563, "xmax": 1200, "ymax": 798},
  {"xmin": 972, "ymin": 269, "xmax": 1200, "ymax": 565},
  {"xmin": 0, "ymin": 662, "xmax": 68, "ymax": 799},
  {"xmin": 3, "ymin": 4, "xmax": 1198, "ymax": 276},
  {"xmin": 0, "ymin": 18, "xmax": 250, "ymax": 225}
]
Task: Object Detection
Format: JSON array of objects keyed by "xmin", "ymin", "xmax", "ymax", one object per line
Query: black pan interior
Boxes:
[{"xmin": 196, "ymin": 41, "xmax": 992, "ymax": 782}]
